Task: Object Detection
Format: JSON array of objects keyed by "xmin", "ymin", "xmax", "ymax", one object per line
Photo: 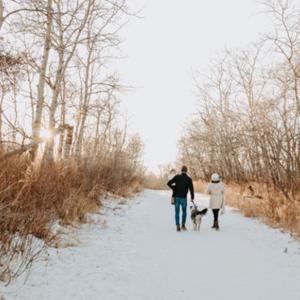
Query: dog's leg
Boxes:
[{"xmin": 195, "ymin": 216, "xmax": 201, "ymax": 231}]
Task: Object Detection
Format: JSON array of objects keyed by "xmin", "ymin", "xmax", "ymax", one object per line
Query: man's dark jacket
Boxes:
[{"xmin": 167, "ymin": 173, "xmax": 194, "ymax": 200}]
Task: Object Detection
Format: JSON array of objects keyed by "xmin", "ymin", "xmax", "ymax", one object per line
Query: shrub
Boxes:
[{"xmin": 0, "ymin": 152, "xmax": 143, "ymax": 282}]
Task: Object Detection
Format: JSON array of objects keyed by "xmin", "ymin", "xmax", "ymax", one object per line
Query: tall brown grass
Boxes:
[
  {"xmin": 0, "ymin": 153, "xmax": 143, "ymax": 283},
  {"xmin": 195, "ymin": 180, "xmax": 300, "ymax": 238},
  {"xmin": 143, "ymin": 173, "xmax": 168, "ymax": 190}
]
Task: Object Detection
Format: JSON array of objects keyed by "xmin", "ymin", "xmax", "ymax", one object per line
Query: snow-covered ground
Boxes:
[{"xmin": 1, "ymin": 190, "xmax": 300, "ymax": 300}]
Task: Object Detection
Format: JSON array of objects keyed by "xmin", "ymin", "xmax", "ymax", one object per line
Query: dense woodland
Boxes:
[{"xmin": 0, "ymin": 0, "xmax": 143, "ymax": 282}]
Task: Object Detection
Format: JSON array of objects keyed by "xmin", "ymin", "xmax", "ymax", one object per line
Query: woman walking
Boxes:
[{"xmin": 206, "ymin": 173, "xmax": 225, "ymax": 230}]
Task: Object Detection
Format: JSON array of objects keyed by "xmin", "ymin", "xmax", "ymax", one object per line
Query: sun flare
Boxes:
[{"xmin": 39, "ymin": 129, "xmax": 53, "ymax": 141}]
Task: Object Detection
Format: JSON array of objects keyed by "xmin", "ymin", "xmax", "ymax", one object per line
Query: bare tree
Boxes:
[
  {"xmin": 72, "ymin": 0, "xmax": 126, "ymax": 158},
  {"xmin": 30, "ymin": 0, "xmax": 53, "ymax": 160},
  {"xmin": 262, "ymin": 0, "xmax": 300, "ymax": 113},
  {"xmin": 179, "ymin": 5, "xmax": 300, "ymax": 198}
]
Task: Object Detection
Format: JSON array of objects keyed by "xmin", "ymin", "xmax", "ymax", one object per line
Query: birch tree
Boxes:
[
  {"xmin": 43, "ymin": 0, "xmax": 94, "ymax": 161},
  {"xmin": 73, "ymin": 0, "xmax": 126, "ymax": 158},
  {"xmin": 31, "ymin": 0, "xmax": 53, "ymax": 160}
]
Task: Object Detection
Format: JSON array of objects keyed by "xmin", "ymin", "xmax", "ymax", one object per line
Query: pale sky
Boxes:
[{"xmin": 118, "ymin": 0, "xmax": 272, "ymax": 173}]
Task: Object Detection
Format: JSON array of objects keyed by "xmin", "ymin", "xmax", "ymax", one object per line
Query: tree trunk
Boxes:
[
  {"xmin": 74, "ymin": 40, "xmax": 93, "ymax": 158},
  {"xmin": 93, "ymin": 110, "xmax": 101, "ymax": 153},
  {"xmin": 0, "ymin": 89, "xmax": 4, "ymax": 143},
  {"xmin": 0, "ymin": 0, "xmax": 3, "ymax": 29},
  {"xmin": 75, "ymin": 112, "xmax": 88, "ymax": 158},
  {"xmin": 58, "ymin": 91, "xmax": 66, "ymax": 159},
  {"xmin": 30, "ymin": 0, "xmax": 53, "ymax": 161},
  {"xmin": 43, "ymin": 49, "xmax": 64, "ymax": 162},
  {"xmin": 43, "ymin": 0, "xmax": 93, "ymax": 162},
  {"xmin": 64, "ymin": 125, "xmax": 73, "ymax": 158}
]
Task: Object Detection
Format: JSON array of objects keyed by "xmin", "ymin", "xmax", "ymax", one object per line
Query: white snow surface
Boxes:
[{"xmin": 1, "ymin": 190, "xmax": 300, "ymax": 300}]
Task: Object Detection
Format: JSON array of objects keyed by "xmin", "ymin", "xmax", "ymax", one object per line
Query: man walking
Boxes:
[{"xmin": 167, "ymin": 166, "xmax": 194, "ymax": 231}]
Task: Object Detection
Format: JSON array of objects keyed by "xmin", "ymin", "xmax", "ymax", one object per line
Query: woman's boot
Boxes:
[
  {"xmin": 215, "ymin": 220, "xmax": 219, "ymax": 231},
  {"xmin": 211, "ymin": 221, "xmax": 217, "ymax": 229}
]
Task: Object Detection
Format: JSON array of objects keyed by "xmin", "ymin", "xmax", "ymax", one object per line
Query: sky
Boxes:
[{"xmin": 118, "ymin": 0, "xmax": 273, "ymax": 173}]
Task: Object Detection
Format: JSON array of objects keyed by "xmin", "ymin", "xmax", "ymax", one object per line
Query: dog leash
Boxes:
[{"xmin": 191, "ymin": 200, "xmax": 197, "ymax": 209}]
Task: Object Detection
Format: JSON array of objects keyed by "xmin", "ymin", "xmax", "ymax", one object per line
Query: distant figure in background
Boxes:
[
  {"xmin": 168, "ymin": 169, "xmax": 177, "ymax": 205},
  {"xmin": 206, "ymin": 173, "xmax": 225, "ymax": 230},
  {"xmin": 167, "ymin": 166, "xmax": 195, "ymax": 232}
]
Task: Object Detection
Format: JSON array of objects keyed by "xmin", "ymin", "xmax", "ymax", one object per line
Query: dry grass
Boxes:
[
  {"xmin": 194, "ymin": 181, "xmax": 207, "ymax": 193},
  {"xmin": 143, "ymin": 174, "xmax": 168, "ymax": 191},
  {"xmin": 195, "ymin": 180, "xmax": 300, "ymax": 238},
  {"xmin": 0, "ymin": 153, "xmax": 143, "ymax": 283},
  {"xmin": 225, "ymin": 183, "xmax": 300, "ymax": 237}
]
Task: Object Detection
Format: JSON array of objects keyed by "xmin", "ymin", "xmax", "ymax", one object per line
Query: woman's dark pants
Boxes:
[{"xmin": 212, "ymin": 209, "xmax": 220, "ymax": 222}]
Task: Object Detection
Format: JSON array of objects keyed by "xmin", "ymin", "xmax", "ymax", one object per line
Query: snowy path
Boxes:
[{"xmin": 1, "ymin": 190, "xmax": 300, "ymax": 300}]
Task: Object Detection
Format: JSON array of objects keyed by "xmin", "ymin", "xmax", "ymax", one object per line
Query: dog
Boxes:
[{"xmin": 190, "ymin": 205, "xmax": 208, "ymax": 231}]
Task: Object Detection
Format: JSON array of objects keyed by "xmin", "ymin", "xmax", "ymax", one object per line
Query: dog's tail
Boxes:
[{"xmin": 200, "ymin": 208, "xmax": 208, "ymax": 215}]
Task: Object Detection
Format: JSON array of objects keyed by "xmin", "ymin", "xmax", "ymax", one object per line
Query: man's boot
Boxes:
[
  {"xmin": 176, "ymin": 225, "xmax": 181, "ymax": 232},
  {"xmin": 212, "ymin": 221, "xmax": 217, "ymax": 229},
  {"xmin": 181, "ymin": 224, "xmax": 187, "ymax": 231}
]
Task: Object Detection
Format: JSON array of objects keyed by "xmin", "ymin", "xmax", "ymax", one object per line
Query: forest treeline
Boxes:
[
  {"xmin": 178, "ymin": 0, "xmax": 300, "ymax": 235},
  {"xmin": 0, "ymin": 0, "xmax": 143, "ymax": 282}
]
